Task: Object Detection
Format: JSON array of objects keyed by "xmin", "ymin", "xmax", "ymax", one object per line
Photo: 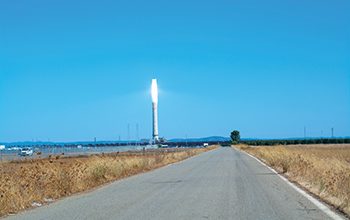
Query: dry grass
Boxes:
[
  {"xmin": 236, "ymin": 144, "xmax": 350, "ymax": 216},
  {"xmin": 0, "ymin": 147, "xmax": 216, "ymax": 217}
]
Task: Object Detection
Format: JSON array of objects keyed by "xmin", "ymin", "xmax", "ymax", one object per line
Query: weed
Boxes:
[
  {"xmin": 237, "ymin": 144, "xmax": 350, "ymax": 216},
  {"xmin": 0, "ymin": 146, "xmax": 217, "ymax": 217}
]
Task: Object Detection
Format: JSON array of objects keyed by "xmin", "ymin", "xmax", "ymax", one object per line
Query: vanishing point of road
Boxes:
[{"xmin": 7, "ymin": 148, "xmax": 339, "ymax": 220}]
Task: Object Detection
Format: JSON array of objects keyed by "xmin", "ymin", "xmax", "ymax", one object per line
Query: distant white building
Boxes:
[{"xmin": 0, "ymin": 145, "xmax": 5, "ymax": 150}]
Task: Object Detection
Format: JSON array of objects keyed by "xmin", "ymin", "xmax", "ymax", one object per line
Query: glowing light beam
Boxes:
[{"xmin": 151, "ymin": 79, "xmax": 158, "ymax": 104}]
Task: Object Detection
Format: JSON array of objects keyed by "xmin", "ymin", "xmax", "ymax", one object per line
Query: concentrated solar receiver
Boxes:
[{"xmin": 151, "ymin": 79, "xmax": 159, "ymax": 142}]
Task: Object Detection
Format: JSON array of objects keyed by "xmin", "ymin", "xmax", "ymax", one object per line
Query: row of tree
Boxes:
[
  {"xmin": 241, "ymin": 138, "xmax": 350, "ymax": 146},
  {"xmin": 230, "ymin": 130, "xmax": 350, "ymax": 146}
]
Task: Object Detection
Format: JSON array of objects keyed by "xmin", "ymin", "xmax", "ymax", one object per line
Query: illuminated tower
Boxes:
[{"xmin": 151, "ymin": 79, "xmax": 159, "ymax": 142}]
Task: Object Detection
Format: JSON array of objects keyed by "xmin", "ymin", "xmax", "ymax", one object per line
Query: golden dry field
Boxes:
[
  {"xmin": 236, "ymin": 144, "xmax": 350, "ymax": 216},
  {"xmin": 0, "ymin": 147, "xmax": 216, "ymax": 217}
]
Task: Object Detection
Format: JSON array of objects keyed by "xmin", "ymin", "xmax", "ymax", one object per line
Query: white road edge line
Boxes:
[{"xmin": 238, "ymin": 148, "xmax": 345, "ymax": 220}]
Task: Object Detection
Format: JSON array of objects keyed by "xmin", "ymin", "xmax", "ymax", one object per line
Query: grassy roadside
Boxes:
[
  {"xmin": 0, "ymin": 147, "xmax": 217, "ymax": 217},
  {"xmin": 235, "ymin": 144, "xmax": 350, "ymax": 217}
]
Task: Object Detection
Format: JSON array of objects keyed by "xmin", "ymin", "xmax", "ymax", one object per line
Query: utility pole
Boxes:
[
  {"xmin": 331, "ymin": 128, "xmax": 334, "ymax": 138},
  {"xmin": 136, "ymin": 123, "xmax": 139, "ymax": 146},
  {"xmin": 127, "ymin": 124, "xmax": 130, "ymax": 145},
  {"xmin": 304, "ymin": 126, "xmax": 306, "ymax": 139}
]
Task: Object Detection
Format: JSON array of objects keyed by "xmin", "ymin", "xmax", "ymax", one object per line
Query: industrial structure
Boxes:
[{"xmin": 151, "ymin": 79, "xmax": 159, "ymax": 143}]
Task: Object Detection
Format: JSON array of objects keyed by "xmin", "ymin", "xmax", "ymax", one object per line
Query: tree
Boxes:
[{"xmin": 230, "ymin": 130, "xmax": 241, "ymax": 144}]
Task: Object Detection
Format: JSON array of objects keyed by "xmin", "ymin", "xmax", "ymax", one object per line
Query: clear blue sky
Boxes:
[{"xmin": 1, "ymin": 0, "xmax": 349, "ymax": 142}]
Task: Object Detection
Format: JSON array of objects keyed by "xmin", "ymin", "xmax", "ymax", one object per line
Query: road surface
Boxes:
[{"xmin": 6, "ymin": 148, "xmax": 338, "ymax": 220}]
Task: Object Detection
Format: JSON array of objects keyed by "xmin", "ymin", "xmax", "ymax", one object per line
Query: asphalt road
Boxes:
[{"xmin": 6, "ymin": 147, "xmax": 337, "ymax": 220}]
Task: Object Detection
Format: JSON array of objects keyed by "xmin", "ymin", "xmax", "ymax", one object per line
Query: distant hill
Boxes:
[{"xmin": 169, "ymin": 136, "xmax": 231, "ymax": 143}]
